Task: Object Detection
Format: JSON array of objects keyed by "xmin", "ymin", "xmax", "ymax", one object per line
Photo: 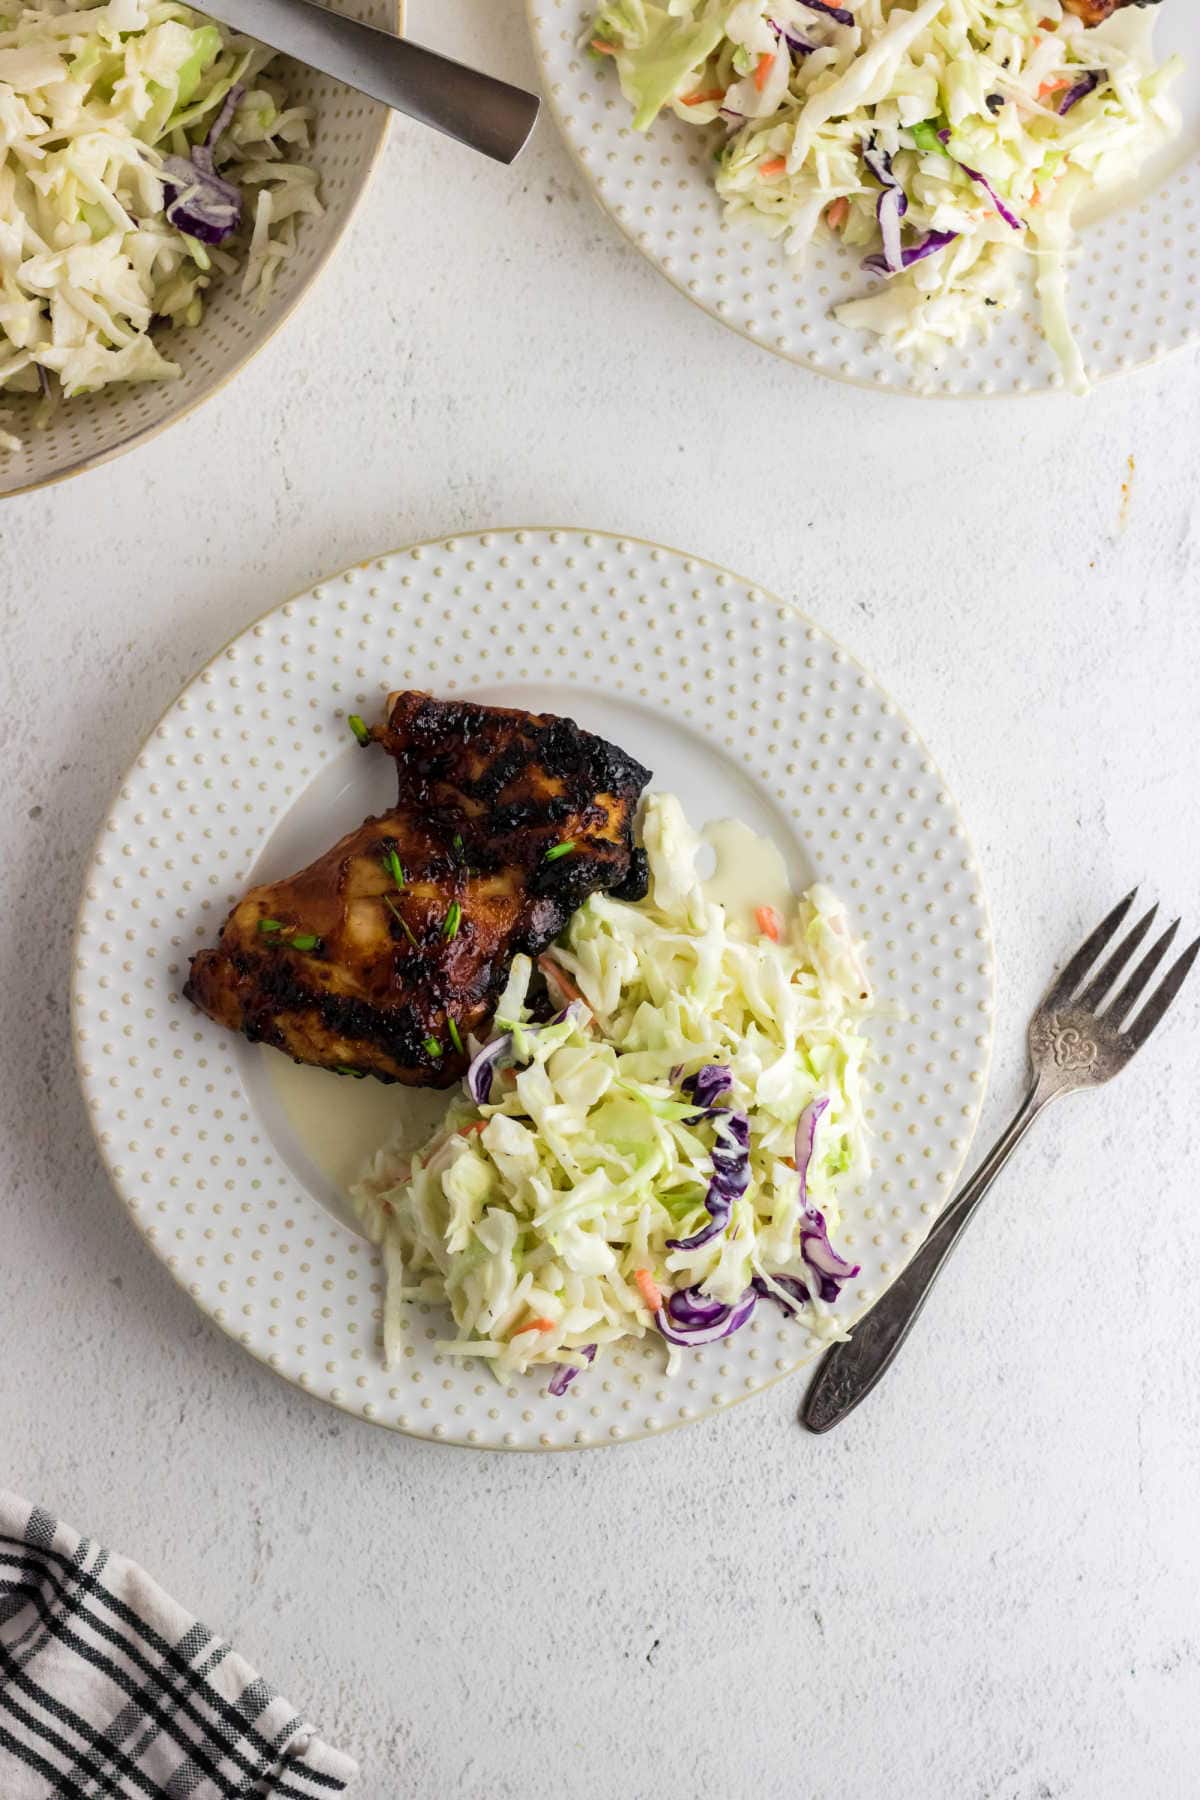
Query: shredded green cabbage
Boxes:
[
  {"xmin": 352, "ymin": 794, "xmax": 875, "ymax": 1382},
  {"xmin": 589, "ymin": 0, "xmax": 1182, "ymax": 392},
  {"xmin": 0, "ymin": 0, "xmax": 321, "ymax": 426}
]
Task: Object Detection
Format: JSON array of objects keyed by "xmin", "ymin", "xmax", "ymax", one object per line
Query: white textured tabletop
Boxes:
[{"xmin": 3, "ymin": 4, "xmax": 1200, "ymax": 1796}]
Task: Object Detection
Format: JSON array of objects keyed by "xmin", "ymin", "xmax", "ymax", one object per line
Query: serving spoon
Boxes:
[{"xmin": 200, "ymin": 0, "xmax": 540, "ymax": 164}]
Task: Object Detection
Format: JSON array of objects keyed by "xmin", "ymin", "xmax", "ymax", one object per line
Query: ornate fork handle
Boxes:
[
  {"xmin": 802, "ymin": 888, "xmax": 1198, "ymax": 1435},
  {"xmin": 802, "ymin": 1083, "xmax": 1048, "ymax": 1434}
]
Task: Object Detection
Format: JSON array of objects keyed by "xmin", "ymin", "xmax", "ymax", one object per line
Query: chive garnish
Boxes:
[
  {"xmin": 544, "ymin": 841, "xmax": 577, "ymax": 863},
  {"xmin": 347, "ymin": 714, "xmax": 370, "ymax": 747},
  {"xmin": 452, "ymin": 832, "xmax": 464, "ymax": 855},
  {"xmin": 382, "ymin": 846, "xmax": 406, "ymax": 889},
  {"xmin": 289, "ymin": 932, "xmax": 321, "ymax": 952},
  {"xmin": 447, "ymin": 1018, "xmax": 464, "ymax": 1056},
  {"xmin": 443, "ymin": 900, "xmax": 462, "ymax": 940},
  {"xmin": 384, "ymin": 895, "xmax": 420, "ymax": 949},
  {"xmin": 335, "ymin": 1066, "xmax": 367, "ymax": 1079},
  {"xmin": 423, "ymin": 1035, "xmax": 443, "ymax": 1059},
  {"xmin": 257, "ymin": 918, "xmax": 283, "ymax": 934}
]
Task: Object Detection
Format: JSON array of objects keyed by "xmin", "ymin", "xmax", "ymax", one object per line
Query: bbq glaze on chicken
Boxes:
[
  {"xmin": 1061, "ymin": 0, "xmax": 1159, "ymax": 26},
  {"xmin": 184, "ymin": 693, "xmax": 651, "ymax": 1086}
]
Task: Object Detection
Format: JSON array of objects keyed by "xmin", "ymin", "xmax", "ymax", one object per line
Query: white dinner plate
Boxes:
[
  {"xmin": 73, "ymin": 528, "xmax": 994, "ymax": 1449},
  {"xmin": 526, "ymin": 2, "xmax": 1199, "ymax": 396}
]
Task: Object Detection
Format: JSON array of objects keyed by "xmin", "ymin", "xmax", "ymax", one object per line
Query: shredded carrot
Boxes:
[
  {"xmin": 825, "ymin": 197, "xmax": 850, "ymax": 231},
  {"xmin": 458, "ymin": 1120, "xmax": 486, "ymax": 1137},
  {"xmin": 634, "ymin": 1269, "xmax": 663, "ymax": 1313},
  {"xmin": 756, "ymin": 904, "xmax": 783, "ymax": 941},
  {"xmin": 538, "ymin": 952, "xmax": 587, "ymax": 1008},
  {"xmin": 754, "ymin": 51, "xmax": 775, "ymax": 92},
  {"xmin": 590, "ymin": 37, "xmax": 617, "ymax": 53},
  {"xmin": 513, "ymin": 1317, "xmax": 557, "ymax": 1336},
  {"xmin": 759, "ymin": 156, "xmax": 788, "ymax": 178},
  {"xmin": 1037, "ymin": 76, "xmax": 1072, "ymax": 100},
  {"xmin": 682, "ymin": 87, "xmax": 724, "ymax": 106}
]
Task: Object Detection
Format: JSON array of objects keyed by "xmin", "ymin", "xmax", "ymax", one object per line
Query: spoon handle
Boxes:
[{"xmin": 204, "ymin": 0, "xmax": 540, "ymax": 164}]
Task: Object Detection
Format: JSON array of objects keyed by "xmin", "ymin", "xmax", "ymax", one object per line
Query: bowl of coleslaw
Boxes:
[{"xmin": 0, "ymin": 0, "xmax": 401, "ymax": 497}]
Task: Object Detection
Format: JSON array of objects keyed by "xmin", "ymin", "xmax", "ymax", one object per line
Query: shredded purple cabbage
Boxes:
[
  {"xmin": 655, "ymin": 1285, "xmax": 757, "ymax": 1347},
  {"xmin": 794, "ymin": 1097, "xmax": 829, "ymax": 1206},
  {"xmin": 464, "ymin": 1003, "xmax": 579, "ymax": 1104},
  {"xmin": 1058, "ymin": 69, "xmax": 1105, "ymax": 115},
  {"xmin": 547, "ymin": 1344, "xmax": 595, "ymax": 1396},
  {"xmin": 960, "ymin": 164, "xmax": 1023, "ymax": 231},
  {"xmin": 799, "ymin": 0, "xmax": 854, "ymax": 23},
  {"xmin": 800, "ymin": 1213, "xmax": 860, "ymax": 1302},
  {"xmin": 862, "ymin": 228, "xmax": 958, "ymax": 276},
  {"xmin": 667, "ymin": 1111, "xmax": 750, "ymax": 1251},
  {"xmin": 681, "ymin": 1064, "xmax": 733, "ymax": 1114},
  {"xmin": 465, "ymin": 1033, "xmax": 510, "ymax": 1104},
  {"xmin": 752, "ymin": 1273, "xmax": 811, "ymax": 1313},
  {"xmin": 861, "ymin": 140, "xmax": 909, "ymax": 272},
  {"xmin": 792, "ymin": 1096, "xmax": 860, "ymax": 1301},
  {"xmin": 769, "ymin": 18, "xmax": 816, "ymax": 53},
  {"xmin": 162, "ymin": 82, "xmax": 245, "ymax": 246}
]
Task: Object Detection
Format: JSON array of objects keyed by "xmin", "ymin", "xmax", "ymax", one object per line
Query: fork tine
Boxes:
[
  {"xmin": 1077, "ymin": 903, "xmax": 1159, "ymax": 1011},
  {"xmin": 1043, "ymin": 888, "xmax": 1137, "ymax": 1009},
  {"xmin": 1124, "ymin": 935, "xmax": 1200, "ymax": 1050},
  {"xmin": 1105, "ymin": 918, "xmax": 1179, "ymax": 1028}
]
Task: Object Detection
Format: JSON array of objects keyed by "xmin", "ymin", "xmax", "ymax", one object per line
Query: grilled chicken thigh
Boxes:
[
  {"xmin": 184, "ymin": 692, "xmax": 651, "ymax": 1086},
  {"xmin": 1061, "ymin": 0, "xmax": 1159, "ymax": 25}
]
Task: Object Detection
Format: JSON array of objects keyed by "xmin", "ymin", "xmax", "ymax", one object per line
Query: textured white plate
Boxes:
[
  {"xmin": 73, "ymin": 527, "xmax": 995, "ymax": 1449},
  {"xmin": 526, "ymin": 1, "xmax": 1199, "ymax": 397}
]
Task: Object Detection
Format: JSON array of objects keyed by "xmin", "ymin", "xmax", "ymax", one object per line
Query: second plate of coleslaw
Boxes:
[{"xmin": 527, "ymin": 0, "xmax": 1198, "ymax": 396}]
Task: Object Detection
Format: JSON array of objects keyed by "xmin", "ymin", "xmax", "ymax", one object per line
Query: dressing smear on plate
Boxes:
[{"xmin": 350, "ymin": 794, "xmax": 875, "ymax": 1393}]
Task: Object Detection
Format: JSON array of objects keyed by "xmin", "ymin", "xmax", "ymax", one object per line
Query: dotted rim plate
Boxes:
[
  {"xmin": 72, "ymin": 527, "xmax": 996, "ymax": 1450},
  {"xmin": 526, "ymin": 1, "xmax": 1200, "ymax": 397}
]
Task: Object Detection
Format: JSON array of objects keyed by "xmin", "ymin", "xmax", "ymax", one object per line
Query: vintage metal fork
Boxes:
[{"xmin": 802, "ymin": 890, "xmax": 1200, "ymax": 1435}]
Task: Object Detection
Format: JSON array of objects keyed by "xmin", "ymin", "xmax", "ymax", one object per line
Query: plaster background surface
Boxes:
[{"xmin": 2, "ymin": 4, "xmax": 1198, "ymax": 1795}]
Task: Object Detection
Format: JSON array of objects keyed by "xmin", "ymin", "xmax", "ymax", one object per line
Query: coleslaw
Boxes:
[
  {"xmin": 587, "ymin": 0, "xmax": 1182, "ymax": 391},
  {"xmin": 352, "ymin": 793, "xmax": 875, "ymax": 1390},
  {"xmin": 0, "ymin": 0, "xmax": 321, "ymax": 438}
]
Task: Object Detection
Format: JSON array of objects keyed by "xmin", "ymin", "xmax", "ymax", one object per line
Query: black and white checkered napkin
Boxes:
[{"xmin": 0, "ymin": 1491, "xmax": 358, "ymax": 1799}]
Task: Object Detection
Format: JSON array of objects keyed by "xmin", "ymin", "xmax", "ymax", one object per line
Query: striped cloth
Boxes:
[{"xmin": 0, "ymin": 1492, "xmax": 358, "ymax": 1799}]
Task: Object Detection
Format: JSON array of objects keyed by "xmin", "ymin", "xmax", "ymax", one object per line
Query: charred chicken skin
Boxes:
[
  {"xmin": 184, "ymin": 692, "xmax": 651, "ymax": 1087},
  {"xmin": 1061, "ymin": 0, "xmax": 1159, "ymax": 25}
]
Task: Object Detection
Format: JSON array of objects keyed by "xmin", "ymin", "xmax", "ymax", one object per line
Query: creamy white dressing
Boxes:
[
  {"xmin": 265, "ymin": 1056, "xmax": 447, "ymax": 1199},
  {"xmin": 699, "ymin": 816, "xmax": 796, "ymax": 936},
  {"xmin": 262, "ymin": 813, "xmax": 797, "ymax": 1200}
]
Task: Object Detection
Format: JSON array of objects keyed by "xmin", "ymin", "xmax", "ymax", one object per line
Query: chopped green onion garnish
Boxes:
[
  {"xmin": 383, "ymin": 846, "xmax": 406, "ymax": 889},
  {"xmin": 347, "ymin": 714, "xmax": 370, "ymax": 747},
  {"xmin": 423, "ymin": 1035, "xmax": 443, "ymax": 1059},
  {"xmin": 443, "ymin": 900, "xmax": 462, "ymax": 940},
  {"xmin": 452, "ymin": 833, "xmax": 464, "ymax": 855},
  {"xmin": 447, "ymin": 1018, "xmax": 464, "ymax": 1056},
  {"xmin": 384, "ymin": 895, "xmax": 420, "ymax": 949},
  {"xmin": 257, "ymin": 918, "xmax": 283, "ymax": 934},
  {"xmin": 544, "ymin": 841, "xmax": 577, "ymax": 863},
  {"xmin": 289, "ymin": 932, "xmax": 321, "ymax": 953},
  {"xmin": 910, "ymin": 119, "xmax": 950, "ymax": 157},
  {"xmin": 335, "ymin": 1066, "xmax": 367, "ymax": 1079}
]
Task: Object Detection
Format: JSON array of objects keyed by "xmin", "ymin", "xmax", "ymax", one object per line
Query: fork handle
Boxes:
[{"xmin": 801, "ymin": 1083, "xmax": 1046, "ymax": 1433}]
